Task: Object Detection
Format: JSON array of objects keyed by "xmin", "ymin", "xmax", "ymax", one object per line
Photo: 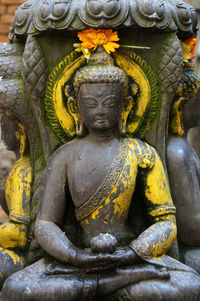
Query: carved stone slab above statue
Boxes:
[{"xmin": 9, "ymin": 0, "xmax": 198, "ymax": 41}]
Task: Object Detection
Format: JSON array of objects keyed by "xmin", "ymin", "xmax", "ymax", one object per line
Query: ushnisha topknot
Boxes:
[{"xmin": 73, "ymin": 45, "xmax": 128, "ymax": 98}]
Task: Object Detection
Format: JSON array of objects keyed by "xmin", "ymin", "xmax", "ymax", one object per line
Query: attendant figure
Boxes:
[
  {"xmin": 0, "ymin": 114, "xmax": 32, "ymax": 288},
  {"xmin": 167, "ymin": 85, "xmax": 200, "ymax": 273}
]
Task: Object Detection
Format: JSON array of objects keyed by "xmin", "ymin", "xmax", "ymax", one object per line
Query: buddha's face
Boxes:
[
  {"xmin": 78, "ymin": 83, "xmax": 123, "ymax": 132},
  {"xmin": 183, "ymin": 90, "xmax": 200, "ymax": 130},
  {"xmin": 1, "ymin": 115, "xmax": 20, "ymax": 152}
]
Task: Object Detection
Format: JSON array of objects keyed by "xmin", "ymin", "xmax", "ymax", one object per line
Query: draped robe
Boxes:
[{"xmin": 2, "ymin": 139, "xmax": 200, "ymax": 301}]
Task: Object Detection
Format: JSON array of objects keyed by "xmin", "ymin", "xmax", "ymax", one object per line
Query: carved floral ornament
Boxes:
[
  {"xmin": 180, "ymin": 37, "xmax": 198, "ymax": 62},
  {"xmin": 9, "ymin": 0, "xmax": 197, "ymax": 41}
]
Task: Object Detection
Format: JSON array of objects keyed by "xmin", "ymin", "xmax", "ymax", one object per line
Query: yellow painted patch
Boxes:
[
  {"xmin": 90, "ymin": 205, "xmax": 103, "ymax": 220},
  {"xmin": 54, "ymin": 56, "xmax": 86, "ymax": 137},
  {"xmin": 0, "ymin": 247, "xmax": 24, "ymax": 266},
  {"xmin": 2, "ymin": 156, "xmax": 32, "ymax": 250},
  {"xmin": 12, "ymin": 121, "xmax": 27, "ymax": 156},
  {"xmin": 0, "ymin": 223, "xmax": 27, "ymax": 248},
  {"xmin": 131, "ymin": 220, "xmax": 177, "ymax": 259},
  {"xmin": 82, "ymin": 140, "xmax": 138, "ymax": 224},
  {"xmin": 145, "ymin": 150, "xmax": 173, "ymax": 207},
  {"xmin": 80, "ymin": 138, "xmax": 177, "ymax": 262},
  {"xmin": 170, "ymin": 96, "xmax": 184, "ymax": 137},
  {"xmin": 18, "ymin": 122, "xmax": 27, "ymax": 156},
  {"xmin": 114, "ymin": 53, "xmax": 151, "ymax": 134},
  {"xmin": 5, "ymin": 156, "xmax": 32, "ymax": 222}
]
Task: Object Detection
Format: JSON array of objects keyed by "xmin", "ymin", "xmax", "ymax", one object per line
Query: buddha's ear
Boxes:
[
  {"xmin": 68, "ymin": 96, "xmax": 78, "ymax": 114},
  {"xmin": 170, "ymin": 96, "xmax": 185, "ymax": 137},
  {"xmin": 67, "ymin": 97, "xmax": 84, "ymax": 137},
  {"xmin": 119, "ymin": 96, "xmax": 134, "ymax": 136}
]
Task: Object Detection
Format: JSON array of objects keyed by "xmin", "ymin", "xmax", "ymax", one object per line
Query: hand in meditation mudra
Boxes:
[{"xmin": 3, "ymin": 46, "xmax": 200, "ymax": 301}]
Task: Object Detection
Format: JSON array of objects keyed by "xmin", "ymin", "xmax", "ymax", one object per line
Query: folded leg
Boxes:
[
  {"xmin": 2, "ymin": 259, "xmax": 91, "ymax": 301},
  {"xmin": 0, "ymin": 247, "xmax": 24, "ymax": 289},
  {"xmin": 104, "ymin": 270, "xmax": 200, "ymax": 301}
]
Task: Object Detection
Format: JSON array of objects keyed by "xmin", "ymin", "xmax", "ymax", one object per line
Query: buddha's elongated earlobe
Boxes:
[
  {"xmin": 119, "ymin": 96, "xmax": 133, "ymax": 136},
  {"xmin": 170, "ymin": 96, "xmax": 185, "ymax": 137},
  {"xmin": 67, "ymin": 96, "xmax": 85, "ymax": 137},
  {"xmin": 75, "ymin": 120, "xmax": 84, "ymax": 137}
]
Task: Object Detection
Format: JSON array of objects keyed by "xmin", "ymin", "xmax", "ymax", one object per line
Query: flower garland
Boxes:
[
  {"xmin": 74, "ymin": 29, "xmax": 198, "ymax": 63},
  {"xmin": 74, "ymin": 28, "xmax": 150, "ymax": 59},
  {"xmin": 180, "ymin": 37, "xmax": 198, "ymax": 63}
]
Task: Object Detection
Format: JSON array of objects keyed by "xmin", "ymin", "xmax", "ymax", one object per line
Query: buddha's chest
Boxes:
[
  {"xmin": 78, "ymin": 149, "xmax": 139, "ymax": 242},
  {"xmin": 67, "ymin": 145, "xmax": 118, "ymax": 208}
]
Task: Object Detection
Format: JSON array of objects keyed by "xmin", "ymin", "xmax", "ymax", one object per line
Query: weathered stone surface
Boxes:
[
  {"xmin": 184, "ymin": 249, "xmax": 200, "ymax": 274},
  {"xmin": 9, "ymin": 0, "xmax": 198, "ymax": 41}
]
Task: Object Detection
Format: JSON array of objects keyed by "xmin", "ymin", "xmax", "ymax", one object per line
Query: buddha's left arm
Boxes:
[
  {"xmin": 130, "ymin": 147, "xmax": 177, "ymax": 260},
  {"xmin": 0, "ymin": 157, "xmax": 32, "ymax": 249}
]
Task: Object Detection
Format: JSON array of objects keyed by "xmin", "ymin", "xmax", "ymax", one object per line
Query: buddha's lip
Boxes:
[{"xmin": 95, "ymin": 118, "xmax": 106, "ymax": 121}]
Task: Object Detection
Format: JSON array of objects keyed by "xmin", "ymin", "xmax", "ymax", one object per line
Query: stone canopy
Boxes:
[{"xmin": 9, "ymin": 0, "xmax": 198, "ymax": 41}]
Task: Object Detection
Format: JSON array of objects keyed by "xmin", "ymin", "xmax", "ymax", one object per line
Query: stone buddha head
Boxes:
[
  {"xmin": 170, "ymin": 62, "xmax": 200, "ymax": 137},
  {"xmin": 67, "ymin": 46, "xmax": 133, "ymax": 137},
  {"xmin": 183, "ymin": 88, "xmax": 200, "ymax": 131},
  {"xmin": 1, "ymin": 113, "xmax": 27, "ymax": 157}
]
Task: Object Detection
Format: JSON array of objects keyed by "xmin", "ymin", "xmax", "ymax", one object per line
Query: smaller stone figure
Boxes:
[
  {"xmin": 0, "ymin": 114, "xmax": 32, "ymax": 288},
  {"xmin": 167, "ymin": 74, "xmax": 200, "ymax": 273},
  {"xmin": 3, "ymin": 47, "xmax": 200, "ymax": 301}
]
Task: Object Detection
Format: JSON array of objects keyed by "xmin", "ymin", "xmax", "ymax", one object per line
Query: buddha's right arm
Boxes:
[
  {"xmin": 35, "ymin": 220, "xmax": 77, "ymax": 264},
  {"xmin": 34, "ymin": 146, "xmax": 110, "ymax": 266},
  {"xmin": 35, "ymin": 220, "xmax": 117, "ymax": 268},
  {"xmin": 34, "ymin": 145, "xmax": 77, "ymax": 264}
]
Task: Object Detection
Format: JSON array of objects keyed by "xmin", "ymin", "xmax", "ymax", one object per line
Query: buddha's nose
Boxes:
[{"xmin": 96, "ymin": 104, "xmax": 105, "ymax": 115}]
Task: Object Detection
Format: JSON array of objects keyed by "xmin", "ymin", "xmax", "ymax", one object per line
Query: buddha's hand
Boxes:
[
  {"xmin": 105, "ymin": 246, "xmax": 142, "ymax": 267},
  {"xmin": 90, "ymin": 233, "xmax": 117, "ymax": 253},
  {"xmin": 73, "ymin": 246, "xmax": 141, "ymax": 272},
  {"xmin": 73, "ymin": 248, "xmax": 116, "ymax": 269}
]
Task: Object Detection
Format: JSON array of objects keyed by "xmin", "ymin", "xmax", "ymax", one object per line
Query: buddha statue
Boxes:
[
  {"xmin": 0, "ymin": 114, "xmax": 32, "ymax": 289},
  {"xmin": 167, "ymin": 68, "xmax": 200, "ymax": 273},
  {"xmin": 3, "ymin": 47, "xmax": 200, "ymax": 301}
]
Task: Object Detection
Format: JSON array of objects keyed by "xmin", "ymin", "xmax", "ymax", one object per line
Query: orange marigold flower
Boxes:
[
  {"xmin": 73, "ymin": 43, "xmax": 91, "ymax": 59},
  {"xmin": 77, "ymin": 28, "xmax": 119, "ymax": 54},
  {"xmin": 181, "ymin": 38, "xmax": 198, "ymax": 62}
]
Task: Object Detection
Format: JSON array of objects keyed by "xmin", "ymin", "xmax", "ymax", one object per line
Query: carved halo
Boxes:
[
  {"xmin": 114, "ymin": 51, "xmax": 151, "ymax": 135},
  {"xmin": 116, "ymin": 48, "xmax": 159, "ymax": 137},
  {"xmin": 44, "ymin": 51, "xmax": 86, "ymax": 142},
  {"xmin": 44, "ymin": 49, "xmax": 159, "ymax": 142}
]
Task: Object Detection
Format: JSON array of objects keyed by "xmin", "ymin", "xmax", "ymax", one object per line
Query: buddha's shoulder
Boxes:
[
  {"xmin": 124, "ymin": 138, "xmax": 156, "ymax": 169},
  {"xmin": 167, "ymin": 136, "xmax": 196, "ymax": 165},
  {"xmin": 49, "ymin": 138, "xmax": 88, "ymax": 161},
  {"xmin": 7, "ymin": 156, "xmax": 32, "ymax": 181},
  {"xmin": 167, "ymin": 136, "xmax": 191, "ymax": 157},
  {"xmin": 124, "ymin": 137, "xmax": 155, "ymax": 154}
]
